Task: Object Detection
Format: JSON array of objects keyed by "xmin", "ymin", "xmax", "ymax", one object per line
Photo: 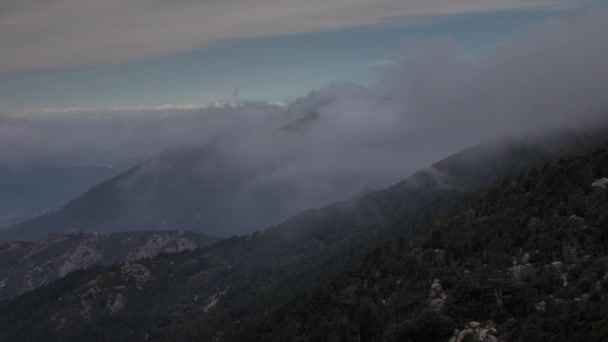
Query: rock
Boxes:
[
  {"xmin": 120, "ymin": 262, "xmax": 151, "ymax": 283},
  {"xmin": 128, "ymin": 234, "xmax": 197, "ymax": 260},
  {"xmin": 58, "ymin": 245, "xmax": 103, "ymax": 277},
  {"xmin": 457, "ymin": 328, "xmax": 474, "ymax": 342},
  {"xmin": 431, "ymin": 279, "xmax": 443, "ymax": 296},
  {"xmin": 591, "ymin": 178, "xmax": 608, "ymax": 189},
  {"xmin": 569, "ymin": 215, "xmax": 584, "ymax": 222},
  {"xmin": 203, "ymin": 290, "xmax": 227, "ymax": 312},
  {"xmin": 535, "ymin": 301, "xmax": 546, "ymax": 312},
  {"xmin": 106, "ymin": 293, "xmax": 126, "ymax": 314},
  {"xmin": 429, "ymin": 279, "xmax": 447, "ymax": 312},
  {"xmin": 452, "ymin": 321, "xmax": 500, "ymax": 342},
  {"xmin": 521, "ymin": 252, "xmax": 530, "ymax": 264},
  {"xmin": 551, "ymin": 261, "xmax": 563, "ymax": 270},
  {"xmin": 554, "ymin": 298, "xmax": 566, "ymax": 304}
]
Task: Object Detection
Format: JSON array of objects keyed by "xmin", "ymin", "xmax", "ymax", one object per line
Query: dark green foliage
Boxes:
[{"xmin": 239, "ymin": 148, "xmax": 608, "ymax": 341}]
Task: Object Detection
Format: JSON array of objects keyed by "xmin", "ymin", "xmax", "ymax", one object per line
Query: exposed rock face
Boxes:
[
  {"xmin": 203, "ymin": 290, "xmax": 227, "ymax": 312},
  {"xmin": 535, "ymin": 300, "xmax": 547, "ymax": 312},
  {"xmin": 449, "ymin": 321, "xmax": 500, "ymax": 342},
  {"xmin": 121, "ymin": 262, "xmax": 151, "ymax": 283},
  {"xmin": 127, "ymin": 234, "xmax": 197, "ymax": 260},
  {"xmin": 106, "ymin": 293, "xmax": 126, "ymax": 314},
  {"xmin": 0, "ymin": 230, "xmax": 219, "ymax": 301},
  {"xmin": 58, "ymin": 245, "xmax": 103, "ymax": 277},
  {"xmin": 591, "ymin": 178, "xmax": 608, "ymax": 188},
  {"xmin": 429, "ymin": 279, "xmax": 447, "ymax": 312}
]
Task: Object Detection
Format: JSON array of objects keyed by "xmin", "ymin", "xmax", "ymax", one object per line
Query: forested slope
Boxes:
[{"xmin": 240, "ymin": 148, "xmax": 608, "ymax": 342}]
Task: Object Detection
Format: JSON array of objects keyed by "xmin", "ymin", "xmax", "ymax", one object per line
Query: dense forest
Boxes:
[{"xmin": 240, "ymin": 149, "xmax": 608, "ymax": 341}]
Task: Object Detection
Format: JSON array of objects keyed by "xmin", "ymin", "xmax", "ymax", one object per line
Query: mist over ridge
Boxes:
[{"xmin": 2, "ymin": 7, "xmax": 608, "ymax": 237}]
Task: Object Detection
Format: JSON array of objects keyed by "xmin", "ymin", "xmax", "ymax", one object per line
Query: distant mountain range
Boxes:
[
  {"xmin": 1, "ymin": 113, "xmax": 325, "ymax": 241},
  {"xmin": 1, "ymin": 144, "xmax": 300, "ymax": 240}
]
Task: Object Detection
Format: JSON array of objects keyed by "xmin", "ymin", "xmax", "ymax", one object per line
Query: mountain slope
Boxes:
[
  {"xmin": 3, "ymin": 140, "xmax": 346, "ymax": 240},
  {"xmin": 0, "ymin": 132, "xmax": 602, "ymax": 341},
  {"xmin": 6, "ymin": 124, "xmax": 608, "ymax": 242},
  {"xmin": 239, "ymin": 148, "xmax": 608, "ymax": 342},
  {"xmin": 0, "ymin": 230, "xmax": 219, "ymax": 301}
]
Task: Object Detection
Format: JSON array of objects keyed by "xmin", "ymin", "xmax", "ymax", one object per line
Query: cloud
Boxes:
[
  {"xmin": 0, "ymin": 102, "xmax": 286, "ymax": 166},
  {"xmin": 1, "ymin": 7, "xmax": 607, "ymax": 231},
  {"xmin": 358, "ymin": 60, "xmax": 396, "ymax": 67},
  {"xmin": 0, "ymin": 0, "xmax": 589, "ymax": 73},
  {"xmin": 34, "ymin": 101, "xmax": 286, "ymax": 114}
]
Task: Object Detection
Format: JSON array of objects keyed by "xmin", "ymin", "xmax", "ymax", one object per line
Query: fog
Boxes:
[{"xmin": 2, "ymin": 7, "xmax": 608, "ymax": 233}]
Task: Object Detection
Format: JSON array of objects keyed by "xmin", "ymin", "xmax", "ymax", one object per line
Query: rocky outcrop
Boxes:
[
  {"xmin": 121, "ymin": 262, "xmax": 151, "ymax": 283},
  {"xmin": 449, "ymin": 321, "xmax": 500, "ymax": 342},
  {"xmin": 0, "ymin": 230, "xmax": 218, "ymax": 301},
  {"xmin": 58, "ymin": 245, "xmax": 103, "ymax": 277},
  {"xmin": 429, "ymin": 279, "xmax": 447, "ymax": 312},
  {"xmin": 106, "ymin": 293, "xmax": 126, "ymax": 315},
  {"xmin": 591, "ymin": 178, "xmax": 608, "ymax": 188},
  {"xmin": 203, "ymin": 290, "xmax": 227, "ymax": 312},
  {"xmin": 127, "ymin": 234, "xmax": 198, "ymax": 260}
]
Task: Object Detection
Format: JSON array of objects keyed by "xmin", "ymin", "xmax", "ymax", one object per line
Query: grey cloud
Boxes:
[
  {"xmin": 0, "ymin": 0, "xmax": 587, "ymax": 73},
  {"xmin": 1, "ymin": 7, "xmax": 607, "ymax": 226}
]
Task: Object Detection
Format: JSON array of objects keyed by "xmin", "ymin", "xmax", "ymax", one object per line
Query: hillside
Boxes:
[
  {"xmin": 0, "ymin": 230, "xmax": 219, "ymax": 301},
  {"xmin": 0, "ymin": 133, "xmax": 602, "ymax": 341},
  {"xmin": 3, "ymin": 139, "xmax": 347, "ymax": 240},
  {"xmin": 239, "ymin": 149, "xmax": 608, "ymax": 341}
]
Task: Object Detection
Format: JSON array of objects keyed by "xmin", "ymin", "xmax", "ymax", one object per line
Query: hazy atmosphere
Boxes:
[
  {"xmin": 2, "ymin": 5, "xmax": 607, "ymax": 212},
  {"xmin": 1, "ymin": 1, "xmax": 608, "ymax": 340}
]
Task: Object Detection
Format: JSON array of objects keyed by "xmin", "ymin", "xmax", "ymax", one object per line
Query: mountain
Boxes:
[
  {"xmin": 0, "ymin": 166, "xmax": 119, "ymax": 229},
  {"xmin": 0, "ymin": 230, "xmax": 219, "ymax": 301},
  {"xmin": 1, "ymin": 131, "xmax": 604, "ymax": 341},
  {"xmin": 1, "ymin": 111, "xmax": 323, "ymax": 241},
  {"xmin": 6, "ymin": 124, "xmax": 607, "ymax": 242},
  {"xmin": 1, "ymin": 145, "xmax": 255, "ymax": 240},
  {"xmin": 3, "ymin": 141, "xmax": 340, "ymax": 241},
  {"xmin": 239, "ymin": 148, "xmax": 608, "ymax": 342}
]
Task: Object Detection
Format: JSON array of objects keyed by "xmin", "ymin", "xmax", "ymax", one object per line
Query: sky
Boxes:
[{"xmin": 0, "ymin": 0, "xmax": 599, "ymax": 112}]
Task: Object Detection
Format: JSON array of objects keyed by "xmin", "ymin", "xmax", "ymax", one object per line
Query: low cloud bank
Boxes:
[{"xmin": 3, "ymin": 7, "xmax": 608, "ymax": 226}]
